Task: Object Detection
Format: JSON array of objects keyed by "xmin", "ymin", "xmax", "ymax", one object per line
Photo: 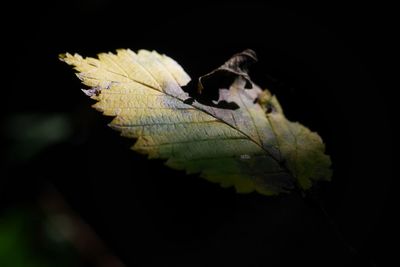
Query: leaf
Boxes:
[{"xmin": 60, "ymin": 49, "xmax": 331, "ymax": 195}]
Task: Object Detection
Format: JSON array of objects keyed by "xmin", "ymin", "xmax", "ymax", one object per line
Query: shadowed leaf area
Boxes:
[{"xmin": 60, "ymin": 49, "xmax": 331, "ymax": 195}]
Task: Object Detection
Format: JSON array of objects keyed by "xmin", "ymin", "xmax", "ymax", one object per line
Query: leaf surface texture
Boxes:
[{"xmin": 61, "ymin": 49, "xmax": 331, "ymax": 195}]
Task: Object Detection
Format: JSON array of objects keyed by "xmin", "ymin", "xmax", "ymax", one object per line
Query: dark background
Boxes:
[{"xmin": 2, "ymin": 1, "xmax": 397, "ymax": 266}]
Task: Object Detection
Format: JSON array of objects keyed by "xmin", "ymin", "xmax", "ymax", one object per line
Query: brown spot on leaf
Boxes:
[{"xmin": 81, "ymin": 87, "xmax": 102, "ymax": 97}]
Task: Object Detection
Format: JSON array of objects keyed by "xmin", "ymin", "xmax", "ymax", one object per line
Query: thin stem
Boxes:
[{"xmin": 302, "ymin": 190, "xmax": 377, "ymax": 267}]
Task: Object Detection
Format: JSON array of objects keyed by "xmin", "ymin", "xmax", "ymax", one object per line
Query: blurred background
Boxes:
[{"xmin": 2, "ymin": 1, "xmax": 397, "ymax": 266}]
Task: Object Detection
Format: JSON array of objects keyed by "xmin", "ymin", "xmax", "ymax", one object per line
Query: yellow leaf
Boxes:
[{"xmin": 60, "ymin": 49, "xmax": 331, "ymax": 195}]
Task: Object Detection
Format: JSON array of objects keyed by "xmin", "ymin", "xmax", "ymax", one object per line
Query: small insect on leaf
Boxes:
[{"xmin": 60, "ymin": 49, "xmax": 331, "ymax": 196}]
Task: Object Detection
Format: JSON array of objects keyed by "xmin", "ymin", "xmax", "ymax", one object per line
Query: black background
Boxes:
[{"xmin": 2, "ymin": 1, "xmax": 397, "ymax": 266}]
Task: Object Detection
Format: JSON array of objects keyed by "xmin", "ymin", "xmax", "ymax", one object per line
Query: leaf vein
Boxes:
[{"xmin": 138, "ymin": 136, "xmax": 249, "ymax": 147}]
